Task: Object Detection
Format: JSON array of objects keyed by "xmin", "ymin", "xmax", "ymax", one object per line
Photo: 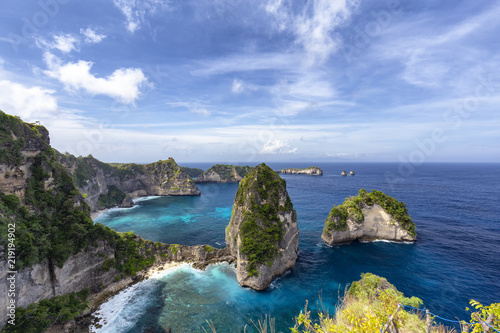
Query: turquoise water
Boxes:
[{"xmin": 93, "ymin": 163, "xmax": 500, "ymax": 332}]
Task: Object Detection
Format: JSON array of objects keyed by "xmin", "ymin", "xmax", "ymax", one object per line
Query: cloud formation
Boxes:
[
  {"xmin": 37, "ymin": 34, "xmax": 79, "ymax": 53},
  {"xmin": 0, "ymin": 80, "xmax": 58, "ymax": 121},
  {"xmin": 260, "ymin": 139, "xmax": 297, "ymax": 154},
  {"xmin": 265, "ymin": 0, "xmax": 356, "ymax": 66},
  {"xmin": 166, "ymin": 100, "xmax": 212, "ymax": 117},
  {"xmin": 232, "ymin": 79, "xmax": 243, "ymax": 94},
  {"xmin": 80, "ymin": 27, "xmax": 107, "ymax": 44},
  {"xmin": 113, "ymin": 0, "xmax": 171, "ymax": 33},
  {"xmin": 43, "ymin": 52, "xmax": 148, "ymax": 104}
]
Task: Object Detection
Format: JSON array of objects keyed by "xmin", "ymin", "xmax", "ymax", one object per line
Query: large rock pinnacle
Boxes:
[{"xmin": 226, "ymin": 163, "xmax": 299, "ymax": 290}]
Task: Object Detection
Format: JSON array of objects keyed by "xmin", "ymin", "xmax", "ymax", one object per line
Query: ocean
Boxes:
[{"xmin": 91, "ymin": 163, "xmax": 500, "ymax": 333}]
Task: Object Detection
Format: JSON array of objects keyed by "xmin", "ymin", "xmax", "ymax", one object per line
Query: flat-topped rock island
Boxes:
[{"xmin": 276, "ymin": 166, "xmax": 323, "ymax": 175}]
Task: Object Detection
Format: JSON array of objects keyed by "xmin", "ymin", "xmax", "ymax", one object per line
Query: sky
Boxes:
[{"xmin": 0, "ymin": 0, "xmax": 499, "ymax": 164}]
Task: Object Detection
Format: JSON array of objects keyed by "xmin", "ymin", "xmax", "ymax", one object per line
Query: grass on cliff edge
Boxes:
[
  {"xmin": 291, "ymin": 273, "xmax": 499, "ymax": 333},
  {"xmin": 203, "ymin": 273, "xmax": 499, "ymax": 333},
  {"xmin": 325, "ymin": 189, "xmax": 416, "ymax": 237}
]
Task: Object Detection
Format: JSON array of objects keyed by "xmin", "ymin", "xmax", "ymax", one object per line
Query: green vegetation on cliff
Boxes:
[
  {"xmin": 0, "ymin": 148, "xmax": 96, "ymax": 269},
  {"xmin": 0, "ymin": 112, "xmax": 48, "ymax": 167},
  {"xmin": 197, "ymin": 164, "xmax": 253, "ymax": 182},
  {"xmin": 233, "ymin": 163, "xmax": 295, "ymax": 276},
  {"xmin": 57, "ymin": 152, "xmax": 199, "ymax": 211},
  {"xmin": 325, "ymin": 189, "xmax": 416, "ymax": 237},
  {"xmin": 292, "ymin": 273, "xmax": 425, "ymax": 332},
  {"xmin": 2, "ymin": 289, "xmax": 90, "ymax": 333},
  {"xmin": 99, "ymin": 230, "xmax": 156, "ymax": 276},
  {"xmin": 180, "ymin": 166, "xmax": 204, "ymax": 178},
  {"xmin": 98, "ymin": 185, "xmax": 127, "ymax": 208},
  {"xmin": 292, "ymin": 273, "xmax": 499, "ymax": 333}
]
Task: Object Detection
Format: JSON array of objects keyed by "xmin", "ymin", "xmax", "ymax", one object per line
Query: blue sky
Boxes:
[{"xmin": 0, "ymin": 0, "xmax": 499, "ymax": 163}]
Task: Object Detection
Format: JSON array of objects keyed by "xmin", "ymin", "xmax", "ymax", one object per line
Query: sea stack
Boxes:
[
  {"xmin": 226, "ymin": 163, "xmax": 299, "ymax": 290},
  {"xmin": 350, "ymin": 171, "xmax": 355, "ymax": 176},
  {"xmin": 322, "ymin": 189, "xmax": 417, "ymax": 245},
  {"xmin": 341, "ymin": 170, "xmax": 347, "ymax": 176}
]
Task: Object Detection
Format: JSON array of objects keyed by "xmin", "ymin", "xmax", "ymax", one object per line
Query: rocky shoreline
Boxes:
[{"xmin": 46, "ymin": 251, "xmax": 234, "ymax": 333}]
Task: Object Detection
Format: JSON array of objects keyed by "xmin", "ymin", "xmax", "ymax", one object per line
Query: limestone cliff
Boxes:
[
  {"xmin": 226, "ymin": 163, "xmax": 298, "ymax": 290},
  {"xmin": 321, "ymin": 189, "xmax": 417, "ymax": 245},
  {"xmin": 276, "ymin": 166, "xmax": 323, "ymax": 175},
  {"xmin": 0, "ymin": 113, "xmax": 50, "ymax": 197},
  {"xmin": 0, "ymin": 235, "xmax": 232, "ymax": 328},
  {"xmin": 195, "ymin": 164, "xmax": 253, "ymax": 183},
  {"xmin": 57, "ymin": 153, "xmax": 200, "ymax": 211},
  {"xmin": 0, "ymin": 111, "xmax": 228, "ymax": 330}
]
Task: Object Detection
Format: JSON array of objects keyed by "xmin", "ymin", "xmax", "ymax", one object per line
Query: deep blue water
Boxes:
[{"xmin": 92, "ymin": 163, "xmax": 500, "ymax": 333}]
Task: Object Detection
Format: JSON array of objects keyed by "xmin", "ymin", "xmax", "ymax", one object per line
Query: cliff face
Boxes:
[
  {"xmin": 0, "ymin": 111, "xmax": 226, "ymax": 329},
  {"xmin": 276, "ymin": 167, "xmax": 323, "ymax": 175},
  {"xmin": 195, "ymin": 164, "xmax": 253, "ymax": 183},
  {"xmin": 57, "ymin": 154, "xmax": 200, "ymax": 211},
  {"xmin": 322, "ymin": 189, "xmax": 417, "ymax": 245},
  {"xmin": 0, "ymin": 241, "xmax": 118, "ymax": 313},
  {"xmin": 0, "ymin": 237, "xmax": 232, "ymax": 327},
  {"xmin": 0, "ymin": 113, "xmax": 50, "ymax": 198},
  {"xmin": 226, "ymin": 163, "xmax": 298, "ymax": 290}
]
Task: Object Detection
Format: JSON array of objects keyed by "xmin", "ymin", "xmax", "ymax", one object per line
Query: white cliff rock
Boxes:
[
  {"xmin": 276, "ymin": 167, "xmax": 323, "ymax": 175},
  {"xmin": 321, "ymin": 189, "xmax": 417, "ymax": 245}
]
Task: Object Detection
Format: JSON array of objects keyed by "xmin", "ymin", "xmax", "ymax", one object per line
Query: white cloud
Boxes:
[
  {"xmin": 113, "ymin": 0, "xmax": 171, "ymax": 33},
  {"xmin": 166, "ymin": 100, "xmax": 212, "ymax": 117},
  {"xmin": 191, "ymin": 108, "xmax": 211, "ymax": 116},
  {"xmin": 232, "ymin": 79, "xmax": 243, "ymax": 93},
  {"xmin": 260, "ymin": 139, "xmax": 297, "ymax": 154},
  {"xmin": 294, "ymin": 0, "xmax": 354, "ymax": 66},
  {"xmin": 192, "ymin": 53, "xmax": 300, "ymax": 76},
  {"xmin": 374, "ymin": 4, "xmax": 500, "ymax": 88},
  {"xmin": 0, "ymin": 80, "xmax": 58, "ymax": 121},
  {"xmin": 37, "ymin": 34, "xmax": 79, "ymax": 53},
  {"xmin": 264, "ymin": 0, "xmax": 356, "ymax": 66},
  {"xmin": 326, "ymin": 152, "xmax": 373, "ymax": 159},
  {"xmin": 43, "ymin": 52, "xmax": 148, "ymax": 104},
  {"xmin": 80, "ymin": 27, "xmax": 107, "ymax": 44}
]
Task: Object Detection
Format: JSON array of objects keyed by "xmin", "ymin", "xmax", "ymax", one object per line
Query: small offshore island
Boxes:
[
  {"xmin": 276, "ymin": 166, "xmax": 323, "ymax": 175},
  {"xmin": 322, "ymin": 189, "xmax": 417, "ymax": 245}
]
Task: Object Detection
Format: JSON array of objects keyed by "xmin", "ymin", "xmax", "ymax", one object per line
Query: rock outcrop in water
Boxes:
[
  {"xmin": 195, "ymin": 164, "xmax": 253, "ymax": 183},
  {"xmin": 321, "ymin": 189, "xmax": 417, "ymax": 245},
  {"xmin": 120, "ymin": 195, "xmax": 134, "ymax": 208},
  {"xmin": 276, "ymin": 166, "xmax": 323, "ymax": 175},
  {"xmin": 226, "ymin": 163, "xmax": 299, "ymax": 290},
  {"xmin": 57, "ymin": 153, "xmax": 200, "ymax": 212}
]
